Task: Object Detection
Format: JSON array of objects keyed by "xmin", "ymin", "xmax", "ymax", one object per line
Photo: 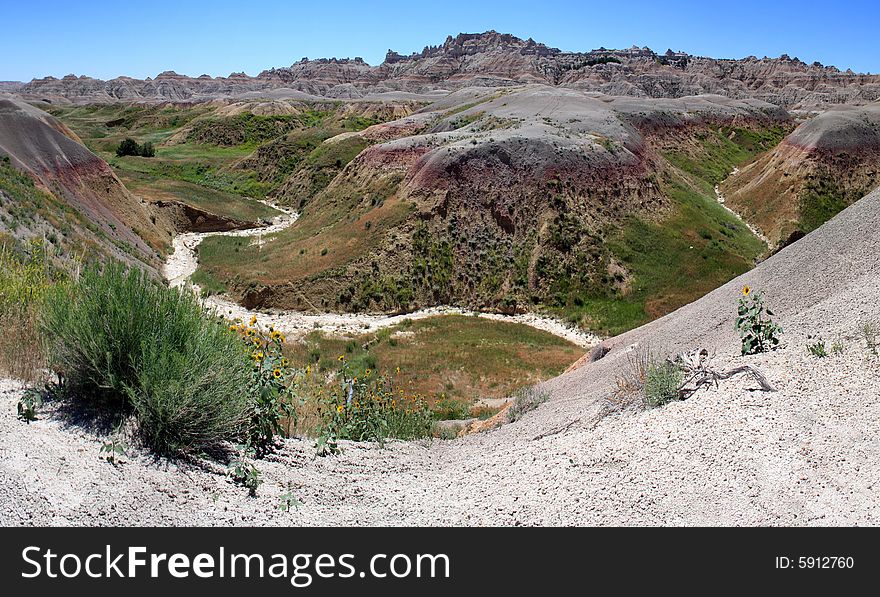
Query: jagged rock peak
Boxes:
[{"xmin": 384, "ymin": 30, "xmax": 561, "ymax": 64}]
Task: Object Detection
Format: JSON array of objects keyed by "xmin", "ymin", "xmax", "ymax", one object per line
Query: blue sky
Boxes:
[{"xmin": 2, "ymin": 0, "xmax": 877, "ymax": 81}]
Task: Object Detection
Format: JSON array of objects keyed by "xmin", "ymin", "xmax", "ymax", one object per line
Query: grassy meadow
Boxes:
[{"xmin": 284, "ymin": 314, "xmax": 581, "ymax": 411}]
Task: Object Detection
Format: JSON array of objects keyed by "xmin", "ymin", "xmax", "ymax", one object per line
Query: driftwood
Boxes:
[{"xmin": 669, "ymin": 349, "xmax": 776, "ymax": 400}]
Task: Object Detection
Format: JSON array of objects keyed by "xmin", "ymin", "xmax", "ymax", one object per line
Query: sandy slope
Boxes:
[{"xmin": 2, "ymin": 188, "xmax": 879, "ymax": 526}]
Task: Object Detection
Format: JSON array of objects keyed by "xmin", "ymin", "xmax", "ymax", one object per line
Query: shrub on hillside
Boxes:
[
  {"xmin": 643, "ymin": 361, "xmax": 683, "ymax": 407},
  {"xmin": 41, "ymin": 263, "xmax": 255, "ymax": 455},
  {"xmin": 611, "ymin": 344, "xmax": 683, "ymax": 409},
  {"xmin": 506, "ymin": 385, "xmax": 549, "ymax": 423},
  {"xmin": 115, "ymin": 138, "xmax": 155, "ymax": 158}
]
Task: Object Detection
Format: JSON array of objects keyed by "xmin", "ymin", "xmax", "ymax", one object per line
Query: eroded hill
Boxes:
[
  {"xmin": 194, "ymin": 86, "xmax": 791, "ymax": 333},
  {"xmin": 721, "ymin": 102, "xmax": 880, "ymax": 247},
  {"xmin": 0, "ymin": 98, "xmax": 174, "ymax": 267},
  {"xmin": 14, "ymin": 31, "xmax": 880, "ymax": 110}
]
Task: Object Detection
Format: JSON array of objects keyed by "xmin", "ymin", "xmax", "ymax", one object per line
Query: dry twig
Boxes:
[{"xmin": 670, "ymin": 349, "xmax": 776, "ymax": 400}]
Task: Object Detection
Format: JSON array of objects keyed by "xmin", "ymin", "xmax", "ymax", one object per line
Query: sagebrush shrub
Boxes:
[
  {"xmin": 644, "ymin": 361, "xmax": 683, "ymax": 407},
  {"xmin": 506, "ymin": 386, "xmax": 549, "ymax": 422},
  {"xmin": 42, "ymin": 264, "xmax": 160, "ymax": 399},
  {"xmin": 41, "ymin": 263, "xmax": 255, "ymax": 456},
  {"xmin": 128, "ymin": 331, "xmax": 252, "ymax": 455}
]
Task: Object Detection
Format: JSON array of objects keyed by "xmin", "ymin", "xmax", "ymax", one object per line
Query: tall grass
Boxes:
[
  {"xmin": 41, "ymin": 263, "xmax": 253, "ymax": 455},
  {"xmin": 0, "ymin": 239, "xmax": 54, "ymax": 382}
]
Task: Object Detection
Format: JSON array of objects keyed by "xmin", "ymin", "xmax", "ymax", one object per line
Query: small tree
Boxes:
[
  {"xmin": 115, "ymin": 138, "xmax": 139, "ymax": 157},
  {"xmin": 115, "ymin": 138, "xmax": 155, "ymax": 158}
]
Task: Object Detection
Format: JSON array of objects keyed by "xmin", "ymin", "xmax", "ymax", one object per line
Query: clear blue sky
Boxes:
[{"xmin": 3, "ymin": 0, "xmax": 877, "ymax": 81}]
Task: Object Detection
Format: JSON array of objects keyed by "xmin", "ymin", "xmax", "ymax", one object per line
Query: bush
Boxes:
[
  {"xmin": 41, "ymin": 263, "xmax": 255, "ymax": 455},
  {"xmin": 115, "ymin": 138, "xmax": 155, "ymax": 158},
  {"xmin": 115, "ymin": 138, "xmax": 139, "ymax": 157},
  {"xmin": 643, "ymin": 362, "xmax": 683, "ymax": 407},
  {"xmin": 506, "ymin": 386, "xmax": 549, "ymax": 422},
  {"xmin": 433, "ymin": 397, "xmax": 471, "ymax": 421},
  {"xmin": 735, "ymin": 286, "xmax": 782, "ymax": 355},
  {"xmin": 127, "ymin": 328, "xmax": 252, "ymax": 455}
]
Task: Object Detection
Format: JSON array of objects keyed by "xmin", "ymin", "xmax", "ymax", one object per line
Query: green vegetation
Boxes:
[
  {"xmin": 610, "ymin": 345, "xmax": 682, "ymax": 409},
  {"xmin": 285, "ymin": 315, "xmax": 581, "ymax": 403},
  {"xmin": 664, "ymin": 125, "xmax": 789, "ymax": 194},
  {"xmin": 735, "ymin": 286, "xmax": 783, "ymax": 355},
  {"xmin": 109, "ymin": 144, "xmax": 271, "ymax": 198},
  {"xmin": 118, "ymin": 171, "xmax": 279, "ymax": 222},
  {"xmin": 230, "ymin": 457, "xmax": 262, "ymax": 496},
  {"xmin": 41, "ymin": 264, "xmax": 257, "ymax": 456},
  {"xmin": 227, "ymin": 318, "xmax": 297, "ymax": 456},
  {"xmin": 506, "ymin": 386, "xmax": 550, "ymax": 422},
  {"xmin": 186, "ymin": 110, "xmax": 331, "ymax": 146},
  {"xmin": 569, "ymin": 124, "xmax": 788, "ymax": 334},
  {"xmin": 190, "ymin": 268, "xmax": 227, "ymax": 297},
  {"xmin": 0, "ymin": 158, "xmax": 97, "ymax": 259},
  {"xmin": 48, "ymin": 101, "xmax": 389, "ymax": 208},
  {"xmin": 557, "ymin": 180, "xmax": 765, "ymax": 335},
  {"xmin": 797, "ymin": 175, "xmax": 865, "ymax": 234},
  {"xmin": 0, "ymin": 238, "xmax": 57, "ymax": 383},
  {"xmin": 644, "ymin": 361, "xmax": 683, "ymax": 407},
  {"xmin": 315, "ymin": 358, "xmax": 435, "ymax": 449},
  {"xmin": 115, "ymin": 138, "xmax": 155, "ymax": 157},
  {"xmin": 282, "ymin": 136, "xmax": 371, "ymax": 206},
  {"xmin": 196, "ymin": 171, "xmax": 408, "ymax": 295},
  {"xmin": 17, "ymin": 387, "xmax": 44, "ymax": 423},
  {"xmin": 806, "ymin": 336, "xmax": 828, "ymax": 358},
  {"xmin": 46, "ymin": 103, "xmax": 215, "ymax": 154}
]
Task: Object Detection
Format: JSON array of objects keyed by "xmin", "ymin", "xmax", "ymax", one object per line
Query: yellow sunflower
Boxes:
[{"xmin": 742, "ymin": 285, "xmax": 751, "ymax": 297}]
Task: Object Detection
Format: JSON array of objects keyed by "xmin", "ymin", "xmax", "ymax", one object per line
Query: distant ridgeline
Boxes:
[{"xmin": 12, "ymin": 31, "xmax": 880, "ymax": 108}]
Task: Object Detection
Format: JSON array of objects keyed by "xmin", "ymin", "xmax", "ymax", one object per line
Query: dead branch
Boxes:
[{"xmin": 669, "ymin": 349, "xmax": 776, "ymax": 400}]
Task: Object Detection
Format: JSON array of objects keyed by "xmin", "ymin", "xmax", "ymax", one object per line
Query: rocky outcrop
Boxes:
[{"xmin": 14, "ymin": 32, "xmax": 880, "ymax": 109}]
